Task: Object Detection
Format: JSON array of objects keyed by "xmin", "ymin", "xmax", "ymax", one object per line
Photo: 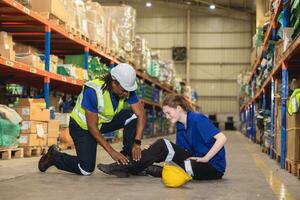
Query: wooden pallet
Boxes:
[
  {"xmin": 285, "ymin": 159, "xmax": 300, "ymax": 175},
  {"xmin": 39, "ymin": 12, "xmax": 65, "ymax": 26},
  {"xmin": 23, "ymin": 146, "xmax": 48, "ymax": 157},
  {"xmin": 274, "ymin": 151, "xmax": 281, "ymax": 163},
  {"xmin": 105, "ymin": 48, "xmax": 117, "ymax": 57},
  {"xmin": 0, "ymin": 147, "xmax": 23, "ymax": 160},
  {"xmin": 261, "ymin": 146, "xmax": 270, "ymax": 154},
  {"xmin": 90, "ymin": 41, "xmax": 105, "ymax": 51},
  {"xmin": 297, "ymin": 164, "xmax": 300, "ymax": 179}
]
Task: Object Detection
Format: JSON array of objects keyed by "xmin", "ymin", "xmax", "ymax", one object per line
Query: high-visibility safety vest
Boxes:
[{"xmin": 70, "ymin": 79, "xmax": 125, "ymax": 130}]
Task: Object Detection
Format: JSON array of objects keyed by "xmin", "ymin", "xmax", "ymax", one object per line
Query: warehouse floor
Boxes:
[{"xmin": 0, "ymin": 131, "xmax": 300, "ymax": 200}]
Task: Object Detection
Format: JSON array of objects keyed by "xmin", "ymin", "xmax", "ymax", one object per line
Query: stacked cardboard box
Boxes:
[
  {"xmin": 286, "ymin": 110, "xmax": 300, "ymax": 162},
  {"xmin": 16, "ymin": 99, "xmax": 50, "ymax": 147},
  {"xmin": 0, "ymin": 32, "xmax": 15, "ymax": 61},
  {"xmin": 47, "ymin": 120, "xmax": 60, "ymax": 146},
  {"xmin": 14, "ymin": 43, "xmax": 44, "ymax": 69},
  {"xmin": 30, "ymin": 0, "xmax": 68, "ymax": 23}
]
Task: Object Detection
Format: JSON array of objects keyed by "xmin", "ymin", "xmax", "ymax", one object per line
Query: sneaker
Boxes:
[
  {"xmin": 97, "ymin": 163, "xmax": 129, "ymax": 178},
  {"xmin": 38, "ymin": 145, "xmax": 58, "ymax": 172}
]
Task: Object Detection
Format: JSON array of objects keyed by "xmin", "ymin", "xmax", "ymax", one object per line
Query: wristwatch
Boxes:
[{"xmin": 134, "ymin": 139, "xmax": 142, "ymax": 145}]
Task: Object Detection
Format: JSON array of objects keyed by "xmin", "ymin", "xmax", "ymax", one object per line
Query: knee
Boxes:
[
  {"xmin": 152, "ymin": 138, "xmax": 168, "ymax": 149},
  {"xmin": 78, "ymin": 163, "xmax": 95, "ymax": 176},
  {"xmin": 155, "ymin": 138, "xmax": 165, "ymax": 145}
]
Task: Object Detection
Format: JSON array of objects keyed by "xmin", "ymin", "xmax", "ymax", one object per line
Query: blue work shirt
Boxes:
[
  {"xmin": 176, "ymin": 111, "xmax": 226, "ymax": 173},
  {"xmin": 81, "ymin": 87, "xmax": 139, "ymax": 113}
]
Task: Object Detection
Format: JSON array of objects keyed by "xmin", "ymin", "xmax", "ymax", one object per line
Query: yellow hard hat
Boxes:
[{"xmin": 162, "ymin": 162, "xmax": 192, "ymax": 188}]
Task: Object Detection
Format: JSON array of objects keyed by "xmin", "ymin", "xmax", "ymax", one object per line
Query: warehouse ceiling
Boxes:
[{"xmin": 96, "ymin": 0, "xmax": 255, "ymax": 20}]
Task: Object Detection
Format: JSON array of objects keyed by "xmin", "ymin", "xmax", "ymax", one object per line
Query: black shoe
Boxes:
[
  {"xmin": 38, "ymin": 145, "xmax": 58, "ymax": 172},
  {"xmin": 145, "ymin": 165, "xmax": 163, "ymax": 177},
  {"xmin": 97, "ymin": 163, "xmax": 130, "ymax": 178}
]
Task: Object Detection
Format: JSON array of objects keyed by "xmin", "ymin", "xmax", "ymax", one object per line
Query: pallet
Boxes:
[
  {"xmin": 274, "ymin": 151, "xmax": 281, "ymax": 163},
  {"xmin": 0, "ymin": 147, "xmax": 23, "ymax": 160},
  {"xmin": 23, "ymin": 146, "xmax": 48, "ymax": 157},
  {"xmin": 261, "ymin": 146, "xmax": 270, "ymax": 154},
  {"xmin": 285, "ymin": 159, "xmax": 300, "ymax": 175},
  {"xmin": 90, "ymin": 41, "xmax": 105, "ymax": 51},
  {"xmin": 105, "ymin": 48, "xmax": 117, "ymax": 57},
  {"xmin": 39, "ymin": 12, "xmax": 65, "ymax": 26},
  {"xmin": 297, "ymin": 164, "xmax": 300, "ymax": 179}
]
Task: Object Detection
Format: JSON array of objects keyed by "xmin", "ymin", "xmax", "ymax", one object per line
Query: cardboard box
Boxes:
[
  {"xmin": 0, "ymin": 47, "xmax": 15, "ymax": 61},
  {"xmin": 0, "ymin": 31, "xmax": 13, "ymax": 45},
  {"xmin": 19, "ymin": 98, "xmax": 46, "ymax": 109},
  {"xmin": 48, "ymin": 120, "xmax": 60, "ymax": 138},
  {"xmin": 30, "ymin": 0, "xmax": 67, "ymax": 23},
  {"xmin": 19, "ymin": 134, "xmax": 47, "ymax": 147},
  {"xmin": 48, "ymin": 137, "xmax": 58, "ymax": 146},
  {"xmin": 15, "ymin": 107, "xmax": 50, "ymax": 122},
  {"xmin": 21, "ymin": 121, "xmax": 47, "ymax": 134},
  {"xmin": 15, "ymin": 54, "xmax": 44, "ymax": 69},
  {"xmin": 287, "ymin": 112, "xmax": 300, "ymax": 129},
  {"xmin": 55, "ymin": 113, "xmax": 70, "ymax": 127},
  {"xmin": 59, "ymin": 128, "xmax": 73, "ymax": 145},
  {"xmin": 286, "ymin": 128, "xmax": 300, "ymax": 162},
  {"xmin": 14, "ymin": 43, "xmax": 38, "ymax": 55}
]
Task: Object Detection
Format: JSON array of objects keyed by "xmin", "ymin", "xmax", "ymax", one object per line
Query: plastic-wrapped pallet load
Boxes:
[
  {"xmin": 85, "ymin": 1, "xmax": 106, "ymax": 46},
  {"xmin": 0, "ymin": 118, "xmax": 20, "ymax": 147},
  {"xmin": 64, "ymin": 0, "xmax": 77, "ymax": 29},
  {"xmin": 74, "ymin": 0, "xmax": 89, "ymax": 39},
  {"xmin": 103, "ymin": 5, "xmax": 136, "ymax": 59}
]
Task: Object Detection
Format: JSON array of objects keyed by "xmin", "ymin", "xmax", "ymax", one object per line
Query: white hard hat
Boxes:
[{"xmin": 110, "ymin": 63, "xmax": 137, "ymax": 91}]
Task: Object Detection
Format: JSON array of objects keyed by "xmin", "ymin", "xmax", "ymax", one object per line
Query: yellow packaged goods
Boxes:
[
  {"xmin": 15, "ymin": 107, "xmax": 50, "ymax": 122},
  {"xmin": 19, "ymin": 134, "xmax": 47, "ymax": 147},
  {"xmin": 19, "ymin": 98, "xmax": 46, "ymax": 109},
  {"xmin": 48, "ymin": 137, "xmax": 58, "ymax": 146},
  {"xmin": 30, "ymin": 0, "xmax": 67, "ymax": 23},
  {"xmin": 21, "ymin": 121, "xmax": 47, "ymax": 134},
  {"xmin": 48, "ymin": 120, "xmax": 60, "ymax": 138}
]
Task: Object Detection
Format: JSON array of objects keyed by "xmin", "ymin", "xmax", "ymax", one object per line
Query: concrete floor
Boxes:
[{"xmin": 0, "ymin": 131, "xmax": 300, "ymax": 200}]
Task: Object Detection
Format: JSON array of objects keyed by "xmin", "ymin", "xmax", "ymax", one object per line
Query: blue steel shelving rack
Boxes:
[
  {"xmin": 240, "ymin": 0, "xmax": 300, "ymax": 169},
  {"xmin": 0, "ymin": 0, "xmax": 200, "ymax": 139}
]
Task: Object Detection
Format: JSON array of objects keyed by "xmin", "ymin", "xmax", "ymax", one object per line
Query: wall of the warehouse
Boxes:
[{"xmin": 134, "ymin": 4, "xmax": 251, "ymax": 114}]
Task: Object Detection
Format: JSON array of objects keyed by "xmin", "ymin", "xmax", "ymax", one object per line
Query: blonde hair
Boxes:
[{"xmin": 162, "ymin": 94, "xmax": 194, "ymax": 112}]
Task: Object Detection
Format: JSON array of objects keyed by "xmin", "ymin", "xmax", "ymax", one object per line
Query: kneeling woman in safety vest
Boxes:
[
  {"xmin": 98, "ymin": 93, "xmax": 226, "ymax": 181},
  {"xmin": 38, "ymin": 63, "xmax": 146, "ymax": 176}
]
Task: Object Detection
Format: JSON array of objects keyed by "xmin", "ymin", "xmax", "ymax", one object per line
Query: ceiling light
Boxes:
[
  {"xmin": 146, "ymin": 2, "xmax": 152, "ymax": 7},
  {"xmin": 209, "ymin": 4, "xmax": 216, "ymax": 9},
  {"xmin": 186, "ymin": 1, "xmax": 191, "ymax": 5}
]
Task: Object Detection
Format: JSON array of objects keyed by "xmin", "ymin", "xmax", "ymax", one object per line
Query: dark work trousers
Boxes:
[
  {"xmin": 53, "ymin": 109, "xmax": 137, "ymax": 175},
  {"xmin": 129, "ymin": 138, "xmax": 224, "ymax": 180}
]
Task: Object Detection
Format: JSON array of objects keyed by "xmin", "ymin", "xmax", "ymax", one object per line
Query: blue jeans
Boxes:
[{"xmin": 53, "ymin": 109, "xmax": 137, "ymax": 175}]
